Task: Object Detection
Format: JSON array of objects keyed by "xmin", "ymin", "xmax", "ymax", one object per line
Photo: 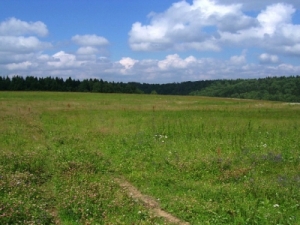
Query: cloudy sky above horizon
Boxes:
[{"xmin": 1, "ymin": 0, "xmax": 300, "ymax": 83}]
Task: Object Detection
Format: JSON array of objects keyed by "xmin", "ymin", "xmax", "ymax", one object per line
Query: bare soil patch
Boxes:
[{"xmin": 115, "ymin": 177, "xmax": 190, "ymax": 225}]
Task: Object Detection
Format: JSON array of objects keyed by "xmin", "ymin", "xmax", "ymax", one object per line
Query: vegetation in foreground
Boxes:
[{"xmin": 0, "ymin": 92, "xmax": 299, "ymax": 224}]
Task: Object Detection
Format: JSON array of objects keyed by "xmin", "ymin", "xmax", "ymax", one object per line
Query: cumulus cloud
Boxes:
[
  {"xmin": 129, "ymin": 0, "xmax": 255, "ymax": 51},
  {"xmin": 217, "ymin": 0, "xmax": 300, "ymax": 10},
  {"xmin": 72, "ymin": 35, "xmax": 110, "ymax": 60},
  {"xmin": 6, "ymin": 61, "xmax": 37, "ymax": 71},
  {"xmin": 257, "ymin": 3, "xmax": 295, "ymax": 35},
  {"xmin": 72, "ymin": 34, "xmax": 109, "ymax": 46},
  {"xmin": 0, "ymin": 17, "xmax": 51, "ymax": 70},
  {"xmin": 158, "ymin": 54, "xmax": 196, "ymax": 70},
  {"xmin": 76, "ymin": 46, "xmax": 99, "ymax": 55},
  {"xmin": 115, "ymin": 54, "xmax": 300, "ymax": 83},
  {"xmin": 0, "ymin": 17, "xmax": 113, "ymax": 78},
  {"xmin": 130, "ymin": 0, "xmax": 236, "ymax": 51},
  {"xmin": 1, "ymin": 48, "xmax": 300, "ymax": 83},
  {"xmin": 129, "ymin": 0, "xmax": 300, "ymax": 58},
  {"xmin": 259, "ymin": 53, "xmax": 279, "ymax": 64},
  {"xmin": 0, "ymin": 36, "xmax": 51, "ymax": 53},
  {"xmin": 0, "ymin": 17, "xmax": 48, "ymax": 36},
  {"xmin": 118, "ymin": 57, "xmax": 138, "ymax": 75},
  {"xmin": 119, "ymin": 57, "xmax": 138, "ymax": 69},
  {"xmin": 230, "ymin": 51, "xmax": 247, "ymax": 65},
  {"xmin": 1, "ymin": 9, "xmax": 300, "ymax": 84},
  {"xmin": 48, "ymin": 51, "xmax": 84, "ymax": 68}
]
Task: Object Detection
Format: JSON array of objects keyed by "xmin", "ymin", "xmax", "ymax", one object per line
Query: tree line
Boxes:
[
  {"xmin": 0, "ymin": 76, "xmax": 140, "ymax": 94},
  {"xmin": 189, "ymin": 76, "xmax": 300, "ymax": 102},
  {"xmin": 0, "ymin": 75, "xmax": 300, "ymax": 102}
]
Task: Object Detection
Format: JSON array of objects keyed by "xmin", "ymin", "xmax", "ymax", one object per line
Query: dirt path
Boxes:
[{"xmin": 115, "ymin": 178, "xmax": 190, "ymax": 225}]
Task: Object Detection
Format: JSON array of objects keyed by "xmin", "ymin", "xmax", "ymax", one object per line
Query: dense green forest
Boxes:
[
  {"xmin": 0, "ymin": 76, "xmax": 140, "ymax": 94},
  {"xmin": 189, "ymin": 76, "xmax": 300, "ymax": 102},
  {"xmin": 0, "ymin": 75, "xmax": 300, "ymax": 102}
]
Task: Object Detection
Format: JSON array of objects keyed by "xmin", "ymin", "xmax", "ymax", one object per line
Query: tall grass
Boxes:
[{"xmin": 0, "ymin": 92, "xmax": 299, "ymax": 224}]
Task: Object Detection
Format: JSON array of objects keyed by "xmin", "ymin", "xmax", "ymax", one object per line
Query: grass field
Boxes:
[{"xmin": 0, "ymin": 92, "xmax": 299, "ymax": 224}]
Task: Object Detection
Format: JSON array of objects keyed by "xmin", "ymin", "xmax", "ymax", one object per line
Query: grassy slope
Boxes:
[{"xmin": 0, "ymin": 92, "xmax": 299, "ymax": 224}]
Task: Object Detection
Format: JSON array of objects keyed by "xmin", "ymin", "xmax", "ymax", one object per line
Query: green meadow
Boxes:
[{"xmin": 0, "ymin": 92, "xmax": 299, "ymax": 224}]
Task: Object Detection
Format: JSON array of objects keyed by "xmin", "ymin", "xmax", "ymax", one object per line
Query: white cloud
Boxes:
[
  {"xmin": 281, "ymin": 44, "xmax": 300, "ymax": 56},
  {"xmin": 216, "ymin": 0, "xmax": 300, "ymax": 10},
  {"xmin": 0, "ymin": 17, "xmax": 112, "ymax": 78},
  {"xmin": 129, "ymin": 0, "xmax": 300, "ymax": 58},
  {"xmin": 72, "ymin": 34, "xmax": 109, "ymax": 46},
  {"xmin": 126, "ymin": 54, "xmax": 300, "ymax": 83},
  {"xmin": 0, "ymin": 17, "xmax": 51, "ymax": 71},
  {"xmin": 215, "ymin": 3, "xmax": 300, "ymax": 56},
  {"xmin": 217, "ymin": 13, "xmax": 258, "ymax": 33},
  {"xmin": 257, "ymin": 3, "xmax": 295, "ymax": 36},
  {"xmin": 230, "ymin": 52, "xmax": 246, "ymax": 65},
  {"xmin": 48, "ymin": 51, "xmax": 84, "ymax": 68},
  {"xmin": 1, "ymin": 49, "xmax": 300, "ymax": 83},
  {"xmin": 119, "ymin": 57, "xmax": 138, "ymax": 69},
  {"xmin": 118, "ymin": 57, "xmax": 138, "ymax": 75},
  {"xmin": 158, "ymin": 54, "xmax": 196, "ymax": 70},
  {"xmin": 129, "ymin": 0, "xmax": 255, "ymax": 51},
  {"xmin": 175, "ymin": 40, "xmax": 221, "ymax": 51},
  {"xmin": 1, "ymin": 10, "xmax": 300, "ymax": 84},
  {"xmin": 76, "ymin": 46, "xmax": 99, "ymax": 55},
  {"xmin": 259, "ymin": 53, "xmax": 279, "ymax": 64},
  {"xmin": 0, "ymin": 52, "xmax": 37, "ymax": 65},
  {"xmin": 0, "ymin": 36, "xmax": 51, "ymax": 53},
  {"xmin": 6, "ymin": 61, "xmax": 37, "ymax": 70},
  {"xmin": 0, "ymin": 17, "xmax": 48, "ymax": 36}
]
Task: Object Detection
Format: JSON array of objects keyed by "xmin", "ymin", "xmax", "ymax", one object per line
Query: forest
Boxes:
[{"xmin": 0, "ymin": 75, "xmax": 300, "ymax": 102}]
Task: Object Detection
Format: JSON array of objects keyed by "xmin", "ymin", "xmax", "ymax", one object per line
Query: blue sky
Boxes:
[{"xmin": 1, "ymin": 0, "xmax": 300, "ymax": 83}]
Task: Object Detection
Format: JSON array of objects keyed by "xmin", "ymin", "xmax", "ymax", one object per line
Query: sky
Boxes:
[{"xmin": 1, "ymin": 0, "xmax": 300, "ymax": 84}]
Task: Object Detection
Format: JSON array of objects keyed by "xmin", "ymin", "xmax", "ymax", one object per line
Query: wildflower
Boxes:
[
  {"xmin": 273, "ymin": 204, "xmax": 279, "ymax": 208},
  {"xmin": 155, "ymin": 134, "xmax": 168, "ymax": 142},
  {"xmin": 138, "ymin": 211, "xmax": 142, "ymax": 214}
]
